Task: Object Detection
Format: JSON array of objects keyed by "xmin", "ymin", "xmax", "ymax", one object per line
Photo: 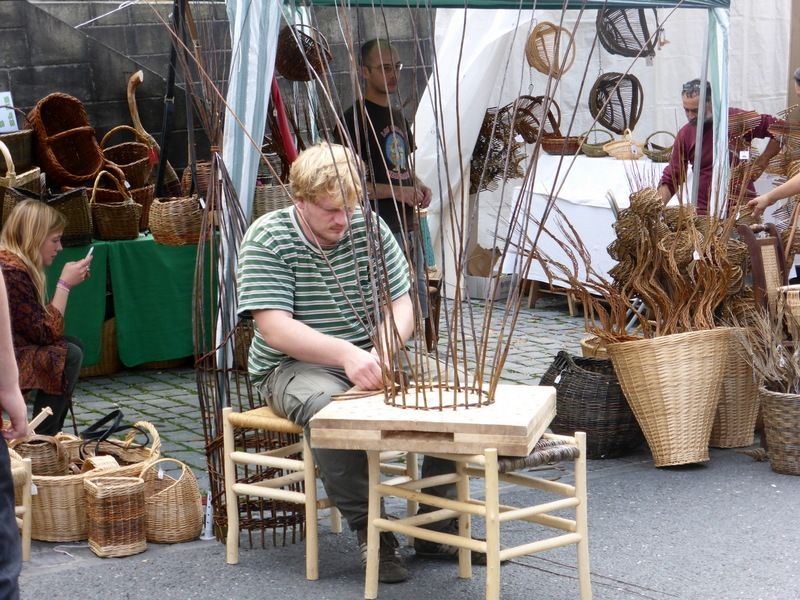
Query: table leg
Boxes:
[{"xmin": 364, "ymin": 450, "xmax": 381, "ymax": 599}]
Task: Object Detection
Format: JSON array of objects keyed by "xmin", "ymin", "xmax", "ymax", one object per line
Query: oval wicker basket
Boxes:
[
  {"xmin": 149, "ymin": 195, "xmax": 204, "ymax": 246},
  {"xmin": 142, "ymin": 458, "xmax": 203, "ymax": 544},
  {"xmin": 100, "ymin": 125, "xmax": 154, "ymax": 189},
  {"xmin": 580, "ymin": 128, "xmax": 613, "ymax": 158},
  {"xmin": 603, "ymin": 129, "xmax": 644, "ymax": 160},
  {"xmin": 540, "ymin": 134, "xmax": 584, "ymax": 156},
  {"xmin": 275, "ymin": 24, "xmax": 332, "ymax": 82},
  {"xmin": 643, "ymin": 130, "xmax": 675, "ymax": 163}
]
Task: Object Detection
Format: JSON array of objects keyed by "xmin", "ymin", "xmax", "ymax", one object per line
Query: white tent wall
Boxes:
[{"xmin": 416, "ymin": 2, "xmax": 791, "ymax": 298}]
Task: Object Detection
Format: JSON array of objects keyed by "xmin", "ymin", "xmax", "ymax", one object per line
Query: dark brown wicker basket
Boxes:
[
  {"xmin": 275, "ymin": 24, "xmax": 332, "ymax": 82},
  {"xmin": 759, "ymin": 387, "xmax": 800, "ymax": 475},
  {"xmin": 27, "ymin": 92, "xmax": 105, "ymax": 187},
  {"xmin": 101, "ymin": 125, "xmax": 154, "ymax": 189},
  {"xmin": 589, "ymin": 72, "xmax": 644, "ymax": 135},
  {"xmin": 539, "ymin": 350, "xmax": 644, "ymax": 459},
  {"xmin": 596, "ymin": 8, "xmax": 658, "ymax": 58},
  {"xmin": 541, "ymin": 134, "xmax": 584, "ymax": 156},
  {"xmin": 130, "ymin": 183, "xmax": 155, "ymax": 231}
]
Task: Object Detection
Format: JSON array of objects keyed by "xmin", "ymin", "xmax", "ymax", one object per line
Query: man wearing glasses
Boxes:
[{"xmin": 657, "ymin": 78, "xmax": 783, "ymax": 215}]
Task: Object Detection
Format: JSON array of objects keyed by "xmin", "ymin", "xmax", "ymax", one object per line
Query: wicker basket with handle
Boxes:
[
  {"xmin": 100, "ymin": 124, "xmax": 154, "ymax": 189},
  {"xmin": 603, "ymin": 129, "xmax": 644, "ymax": 160},
  {"xmin": 142, "ymin": 458, "xmax": 203, "ymax": 544},
  {"xmin": 89, "ymin": 170, "xmax": 141, "ymax": 241},
  {"xmin": 643, "ymin": 130, "xmax": 675, "ymax": 163},
  {"xmin": 149, "ymin": 195, "xmax": 204, "ymax": 246},
  {"xmin": 0, "ymin": 105, "xmax": 34, "ymax": 172}
]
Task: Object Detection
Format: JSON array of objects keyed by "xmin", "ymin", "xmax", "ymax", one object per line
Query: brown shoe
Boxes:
[{"xmin": 357, "ymin": 529, "xmax": 409, "ymax": 584}]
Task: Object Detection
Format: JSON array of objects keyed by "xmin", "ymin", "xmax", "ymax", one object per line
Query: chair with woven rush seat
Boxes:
[
  {"xmin": 737, "ymin": 223, "xmax": 789, "ymax": 315},
  {"xmin": 364, "ymin": 431, "xmax": 591, "ymax": 600},
  {"xmin": 223, "ymin": 405, "xmax": 418, "ymax": 580}
]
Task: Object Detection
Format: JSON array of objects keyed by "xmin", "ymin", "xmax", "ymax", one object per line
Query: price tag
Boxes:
[
  {"xmin": 739, "ymin": 149, "xmax": 750, "ymax": 161},
  {"xmin": 157, "ymin": 467, "xmax": 165, "ymax": 480},
  {"xmin": 30, "ymin": 483, "xmax": 38, "ymax": 496},
  {"xmin": 692, "ymin": 250, "xmax": 700, "ymax": 261}
]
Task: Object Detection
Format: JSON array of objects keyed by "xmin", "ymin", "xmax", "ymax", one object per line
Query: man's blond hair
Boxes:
[{"xmin": 289, "ymin": 142, "xmax": 364, "ymax": 209}]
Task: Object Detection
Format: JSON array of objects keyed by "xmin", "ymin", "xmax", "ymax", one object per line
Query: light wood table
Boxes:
[{"xmin": 310, "ymin": 384, "xmax": 591, "ymax": 600}]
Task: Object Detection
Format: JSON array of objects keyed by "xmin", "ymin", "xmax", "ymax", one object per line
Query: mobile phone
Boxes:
[{"xmin": 85, "ymin": 246, "xmax": 94, "ymax": 259}]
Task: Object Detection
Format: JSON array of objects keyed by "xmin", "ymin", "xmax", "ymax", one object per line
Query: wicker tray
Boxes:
[
  {"xmin": 85, "ymin": 476, "xmax": 147, "ymax": 557},
  {"xmin": 758, "ymin": 386, "xmax": 800, "ymax": 475},
  {"xmin": 580, "ymin": 129, "xmax": 613, "ymax": 158},
  {"xmin": 539, "ymin": 351, "xmax": 644, "ymax": 459},
  {"xmin": 142, "ymin": 458, "xmax": 203, "ymax": 544},
  {"xmin": 643, "ymin": 130, "xmax": 675, "ymax": 163},
  {"xmin": 606, "ymin": 328, "xmax": 732, "ymax": 467}
]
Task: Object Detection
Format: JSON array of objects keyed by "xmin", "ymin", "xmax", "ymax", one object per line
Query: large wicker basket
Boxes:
[
  {"xmin": 30, "ymin": 421, "xmax": 160, "ymax": 542},
  {"xmin": 709, "ymin": 333, "xmax": 759, "ymax": 448},
  {"xmin": 539, "ymin": 351, "xmax": 644, "ymax": 458},
  {"xmin": 252, "ymin": 184, "xmax": 292, "ymax": 222},
  {"xmin": 142, "ymin": 458, "xmax": 203, "ymax": 544},
  {"xmin": 27, "ymin": 92, "xmax": 105, "ymax": 187},
  {"xmin": 606, "ymin": 328, "xmax": 732, "ymax": 467},
  {"xmin": 149, "ymin": 195, "xmax": 204, "ymax": 246},
  {"xmin": 758, "ymin": 387, "xmax": 800, "ymax": 475},
  {"xmin": 275, "ymin": 24, "xmax": 332, "ymax": 82}
]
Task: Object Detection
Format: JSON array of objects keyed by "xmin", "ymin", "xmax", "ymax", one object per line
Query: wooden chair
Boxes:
[
  {"xmin": 364, "ymin": 431, "xmax": 591, "ymax": 600},
  {"xmin": 223, "ymin": 405, "xmax": 418, "ymax": 580},
  {"xmin": 737, "ymin": 223, "xmax": 789, "ymax": 314},
  {"xmin": 9, "ymin": 449, "xmax": 32, "ymax": 562}
]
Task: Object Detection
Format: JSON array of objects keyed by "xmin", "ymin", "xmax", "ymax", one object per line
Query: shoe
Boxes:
[
  {"xmin": 358, "ymin": 528, "xmax": 409, "ymax": 584},
  {"xmin": 413, "ymin": 519, "xmax": 490, "ymax": 566}
]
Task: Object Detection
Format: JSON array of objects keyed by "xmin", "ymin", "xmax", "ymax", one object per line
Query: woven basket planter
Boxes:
[
  {"xmin": 758, "ymin": 387, "xmax": 800, "ymax": 475},
  {"xmin": 540, "ymin": 351, "xmax": 644, "ymax": 458},
  {"xmin": 709, "ymin": 333, "xmax": 759, "ymax": 448},
  {"xmin": 142, "ymin": 458, "xmax": 203, "ymax": 544},
  {"xmin": 607, "ymin": 328, "xmax": 732, "ymax": 467},
  {"xmin": 85, "ymin": 476, "xmax": 147, "ymax": 557}
]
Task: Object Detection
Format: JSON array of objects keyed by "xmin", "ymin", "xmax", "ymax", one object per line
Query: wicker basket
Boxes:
[
  {"xmin": 758, "ymin": 387, "xmax": 800, "ymax": 475},
  {"xmin": 275, "ymin": 24, "xmax": 332, "ymax": 82},
  {"xmin": 29, "ymin": 421, "xmax": 160, "ymax": 542},
  {"xmin": 525, "ymin": 21, "xmax": 576, "ymax": 79},
  {"xmin": 85, "ymin": 476, "xmax": 147, "ymax": 557},
  {"xmin": 590, "ymin": 73, "xmax": 644, "ymax": 135},
  {"xmin": 0, "ymin": 106, "xmax": 34, "ymax": 172},
  {"xmin": 0, "ymin": 140, "xmax": 41, "ymax": 197},
  {"xmin": 643, "ymin": 130, "xmax": 675, "ymax": 163},
  {"xmin": 252, "ymin": 184, "xmax": 293, "ymax": 222},
  {"xmin": 596, "ymin": 8, "xmax": 658, "ymax": 58},
  {"xmin": 27, "ymin": 92, "xmax": 105, "ymax": 187},
  {"xmin": 90, "ymin": 171, "xmax": 141, "ymax": 241},
  {"xmin": 540, "ymin": 134, "xmax": 584, "ymax": 156},
  {"xmin": 579, "ymin": 334, "xmax": 608, "ymax": 358},
  {"xmin": 603, "ymin": 129, "xmax": 644, "ymax": 161},
  {"xmin": 79, "ymin": 318, "xmax": 122, "ymax": 378},
  {"xmin": 100, "ymin": 125, "xmax": 154, "ymax": 189},
  {"xmin": 149, "ymin": 195, "xmax": 203, "ymax": 246},
  {"xmin": 709, "ymin": 333, "xmax": 759, "ymax": 448},
  {"xmin": 180, "ymin": 160, "xmax": 212, "ymax": 198},
  {"xmin": 539, "ymin": 351, "xmax": 644, "ymax": 459},
  {"xmin": 580, "ymin": 129, "xmax": 613, "ymax": 158},
  {"xmin": 10, "ymin": 435, "xmax": 68, "ymax": 477},
  {"xmin": 142, "ymin": 458, "xmax": 203, "ymax": 544},
  {"xmin": 606, "ymin": 328, "xmax": 732, "ymax": 467}
]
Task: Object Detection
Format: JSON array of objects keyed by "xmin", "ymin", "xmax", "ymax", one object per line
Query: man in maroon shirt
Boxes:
[{"xmin": 657, "ymin": 78, "xmax": 783, "ymax": 215}]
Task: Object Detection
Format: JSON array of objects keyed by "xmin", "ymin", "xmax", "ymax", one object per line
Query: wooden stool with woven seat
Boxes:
[
  {"xmin": 223, "ymin": 405, "xmax": 418, "ymax": 580},
  {"xmin": 364, "ymin": 432, "xmax": 591, "ymax": 600},
  {"xmin": 9, "ymin": 449, "xmax": 32, "ymax": 562}
]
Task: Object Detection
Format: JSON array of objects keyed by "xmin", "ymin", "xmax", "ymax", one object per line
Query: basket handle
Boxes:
[
  {"xmin": 145, "ymin": 457, "xmax": 191, "ymax": 491},
  {"xmin": 90, "ymin": 169, "xmax": 132, "ymax": 204},
  {"xmin": 580, "ymin": 128, "xmax": 614, "ymax": 144},
  {"xmin": 8, "ymin": 434, "xmax": 66, "ymax": 465},
  {"xmin": 128, "ymin": 420, "xmax": 162, "ymax": 459},
  {"xmin": 0, "ymin": 140, "xmax": 16, "ymax": 179},
  {"xmin": 644, "ymin": 130, "xmax": 676, "ymax": 146},
  {"xmin": 100, "ymin": 124, "xmax": 153, "ymax": 149}
]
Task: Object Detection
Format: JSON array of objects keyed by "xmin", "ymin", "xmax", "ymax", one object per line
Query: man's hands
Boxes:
[
  {"xmin": 342, "ymin": 346, "xmax": 387, "ymax": 391},
  {"xmin": 397, "ymin": 183, "xmax": 432, "ymax": 209}
]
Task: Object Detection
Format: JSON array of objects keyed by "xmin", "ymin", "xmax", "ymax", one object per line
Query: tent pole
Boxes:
[{"xmin": 690, "ymin": 9, "xmax": 711, "ymax": 210}]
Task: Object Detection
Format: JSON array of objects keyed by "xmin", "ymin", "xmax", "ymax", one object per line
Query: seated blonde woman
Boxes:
[{"xmin": 0, "ymin": 199, "xmax": 93, "ymax": 435}]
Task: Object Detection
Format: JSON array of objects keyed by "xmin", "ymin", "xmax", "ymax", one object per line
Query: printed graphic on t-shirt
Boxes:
[{"xmin": 381, "ymin": 126, "xmax": 411, "ymax": 182}]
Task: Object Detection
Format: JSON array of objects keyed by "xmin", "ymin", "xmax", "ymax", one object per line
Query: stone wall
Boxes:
[{"xmin": 1, "ymin": 1, "xmax": 433, "ymax": 185}]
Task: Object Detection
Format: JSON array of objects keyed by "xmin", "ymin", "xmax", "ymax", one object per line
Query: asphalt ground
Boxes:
[{"xmin": 16, "ymin": 294, "xmax": 800, "ymax": 600}]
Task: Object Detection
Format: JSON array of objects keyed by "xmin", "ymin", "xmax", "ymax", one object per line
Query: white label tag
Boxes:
[
  {"xmin": 30, "ymin": 483, "xmax": 38, "ymax": 496},
  {"xmin": 692, "ymin": 250, "xmax": 700, "ymax": 260},
  {"xmin": 157, "ymin": 467, "xmax": 165, "ymax": 480},
  {"xmin": 739, "ymin": 149, "xmax": 750, "ymax": 160}
]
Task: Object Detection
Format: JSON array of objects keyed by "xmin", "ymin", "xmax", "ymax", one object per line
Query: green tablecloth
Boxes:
[{"xmin": 47, "ymin": 234, "xmax": 200, "ymax": 367}]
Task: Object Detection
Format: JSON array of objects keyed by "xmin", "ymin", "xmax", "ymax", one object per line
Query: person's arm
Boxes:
[
  {"xmin": 50, "ymin": 255, "xmax": 93, "ymax": 316},
  {"xmin": 0, "ymin": 270, "xmax": 28, "ymax": 441},
  {"xmin": 368, "ymin": 180, "xmax": 431, "ymax": 209},
  {"xmin": 658, "ymin": 132, "xmax": 687, "ymax": 205},
  {"xmin": 253, "ymin": 308, "xmax": 387, "ymax": 391},
  {"xmin": 748, "ymin": 170, "xmax": 800, "ymax": 218}
]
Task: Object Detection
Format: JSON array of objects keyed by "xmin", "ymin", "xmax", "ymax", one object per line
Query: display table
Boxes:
[{"xmin": 46, "ymin": 235, "xmax": 201, "ymax": 368}]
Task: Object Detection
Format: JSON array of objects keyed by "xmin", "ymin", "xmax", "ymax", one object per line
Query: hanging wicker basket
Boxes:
[
  {"xmin": 149, "ymin": 195, "xmax": 204, "ymax": 246},
  {"xmin": 275, "ymin": 24, "xmax": 332, "ymax": 82},
  {"xmin": 596, "ymin": 8, "xmax": 659, "ymax": 58},
  {"xmin": 589, "ymin": 72, "xmax": 644, "ymax": 135},
  {"xmin": 525, "ymin": 21, "xmax": 576, "ymax": 79}
]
